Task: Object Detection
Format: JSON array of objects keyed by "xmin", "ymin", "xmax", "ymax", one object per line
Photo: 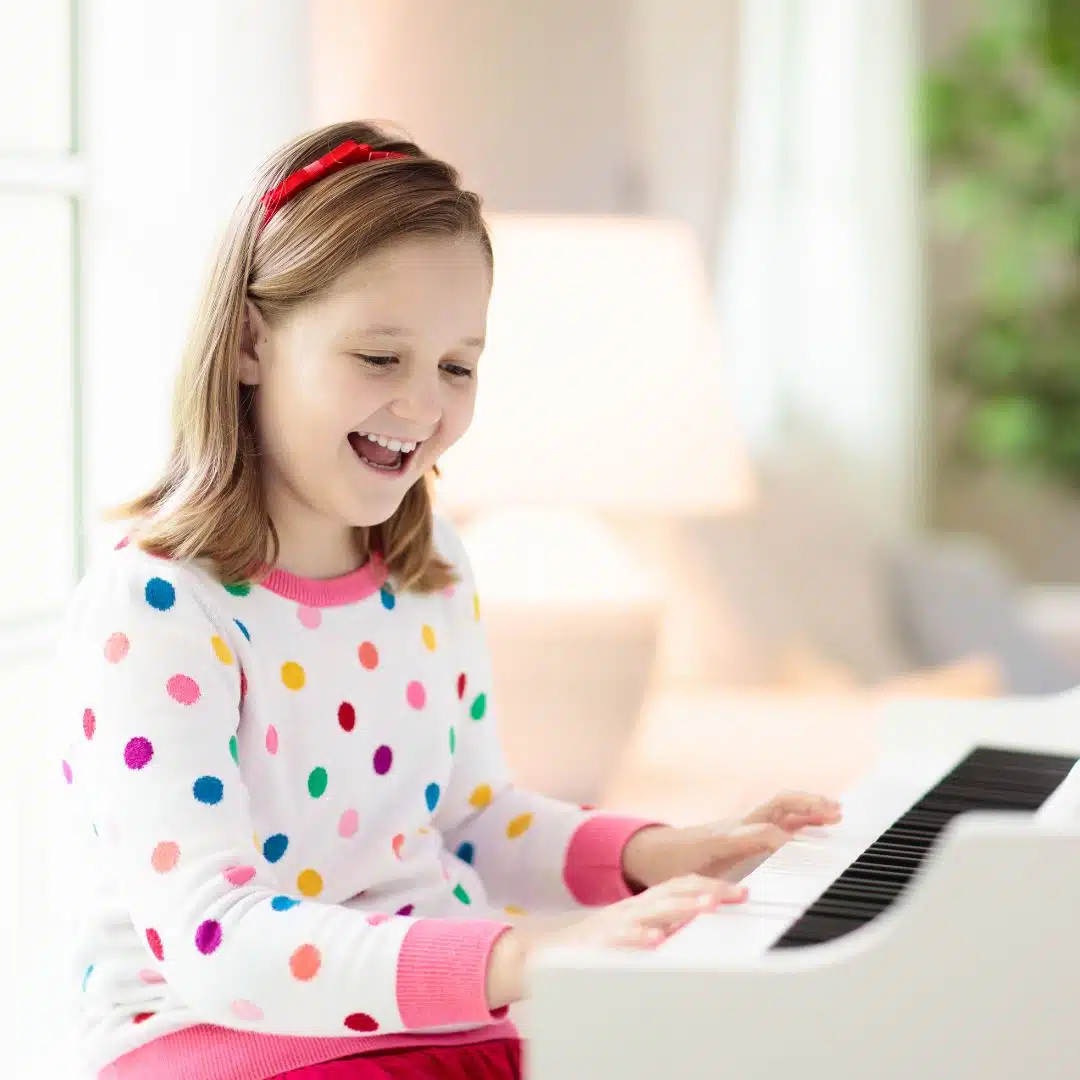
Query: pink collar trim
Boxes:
[{"xmin": 259, "ymin": 555, "xmax": 389, "ymax": 607}]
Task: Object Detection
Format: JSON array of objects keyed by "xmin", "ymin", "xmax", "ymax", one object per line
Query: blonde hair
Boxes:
[{"xmin": 116, "ymin": 121, "xmax": 491, "ymax": 593}]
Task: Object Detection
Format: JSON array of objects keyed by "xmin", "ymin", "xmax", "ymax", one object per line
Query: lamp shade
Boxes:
[{"xmin": 435, "ymin": 214, "xmax": 754, "ymax": 515}]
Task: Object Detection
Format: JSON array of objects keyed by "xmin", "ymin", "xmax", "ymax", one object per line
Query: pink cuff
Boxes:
[
  {"xmin": 396, "ymin": 919, "xmax": 511, "ymax": 1029},
  {"xmin": 563, "ymin": 814, "xmax": 661, "ymax": 906}
]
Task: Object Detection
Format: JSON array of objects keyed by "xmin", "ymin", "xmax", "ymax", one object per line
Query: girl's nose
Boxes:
[{"xmin": 388, "ymin": 378, "xmax": 442, "ymax": 429}]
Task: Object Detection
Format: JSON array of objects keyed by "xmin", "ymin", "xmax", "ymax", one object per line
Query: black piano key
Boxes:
[{"xmin": 770, "ymin": 745, "xmax": 1076, "ymax": 951}]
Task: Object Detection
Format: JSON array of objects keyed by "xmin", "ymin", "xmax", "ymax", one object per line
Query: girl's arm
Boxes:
[
  {"xmin": 60, "ymin": 553, "xmax": 511, "ymax": 1036},
  {"xmin": 432, "ymin": 521, "xmax": 660, "ymax": 913}
]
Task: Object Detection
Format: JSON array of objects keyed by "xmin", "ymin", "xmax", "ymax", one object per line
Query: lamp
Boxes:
[{"xmin": 437, "ymin": 214, "xmax": 754, "ymax": 801}]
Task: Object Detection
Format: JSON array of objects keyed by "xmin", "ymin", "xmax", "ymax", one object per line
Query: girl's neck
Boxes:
[{"xmin": 269, "ymin": 512, "xmax": 368, "ymax": 582}]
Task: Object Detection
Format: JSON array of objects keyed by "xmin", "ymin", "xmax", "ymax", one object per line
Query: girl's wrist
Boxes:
[{"xmin": 485, "ymin": 927, "xmax": 527, "ymax": 1010}]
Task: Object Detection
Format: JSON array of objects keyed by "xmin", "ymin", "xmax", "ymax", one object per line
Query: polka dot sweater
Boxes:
[{"xmin": 58, "ymin": 517, "xmax": 652, "ymax": 1080}]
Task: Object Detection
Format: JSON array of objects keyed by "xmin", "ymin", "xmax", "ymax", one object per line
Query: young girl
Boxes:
[{"xmin": 57, "ymin": 121, "xmax": 841, "ymax": 1080}]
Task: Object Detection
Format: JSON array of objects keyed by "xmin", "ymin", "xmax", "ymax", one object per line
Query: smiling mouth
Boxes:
[{"xmin": 348, "ymin": 431, "xmax": 421, "ymax": 476}]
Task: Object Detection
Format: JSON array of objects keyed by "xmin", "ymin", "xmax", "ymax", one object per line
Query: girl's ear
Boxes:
[{"xmin": 239, "ymin": 299, "xmax": 268, "ymax": 386}]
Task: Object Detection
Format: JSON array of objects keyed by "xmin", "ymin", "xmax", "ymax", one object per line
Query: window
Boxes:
[
  {"xmin": 0, "ymin": 0, "xmax": 84, "ymax": 1069},
  {"xmin": 0, "ymin": 0, "xmax": 82, "ymax": 631}
]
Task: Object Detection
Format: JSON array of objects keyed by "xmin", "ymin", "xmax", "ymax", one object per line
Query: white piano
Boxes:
[{"xmin": 528, "ymin": 691, "xmax": 1080, "ymax": 1079}]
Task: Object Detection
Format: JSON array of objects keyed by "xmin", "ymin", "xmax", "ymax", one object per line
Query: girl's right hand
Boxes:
[{"xmin": 485, "ymin": 874, "xmax": 746, "ymax": 1009}]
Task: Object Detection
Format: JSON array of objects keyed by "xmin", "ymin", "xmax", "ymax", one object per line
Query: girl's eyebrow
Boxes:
[{"xmin": 357, "ymin": 325, "xmax": 486, "ymax": 348}]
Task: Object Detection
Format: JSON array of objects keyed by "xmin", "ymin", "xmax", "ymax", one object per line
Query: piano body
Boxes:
[{"xmin": 527, "ymin": 691, "xmax": 1080, "ymax": 1079}]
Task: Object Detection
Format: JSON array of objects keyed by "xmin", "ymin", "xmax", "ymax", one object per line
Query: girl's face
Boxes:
[{"xmin": 240, "ymin": 233, "xmax": 490, "ymax": 575}]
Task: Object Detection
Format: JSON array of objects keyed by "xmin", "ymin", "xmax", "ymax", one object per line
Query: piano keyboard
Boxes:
[{"xmin": 661, "ymin": 745, "xmax": 1077, "ymax": 961}]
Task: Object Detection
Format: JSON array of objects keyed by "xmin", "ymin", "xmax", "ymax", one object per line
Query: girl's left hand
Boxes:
[{"xmin": 621, "ymin": 791, "xmax": 843, "ymax": 890}]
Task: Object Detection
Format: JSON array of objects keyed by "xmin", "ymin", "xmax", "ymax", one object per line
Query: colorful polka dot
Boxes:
[
  {"xmin": 263, "ymin": 833, "xmax": 288, "ymax": 863},
  {"xmin": 406, "ymin": 681, "xmax": 426, "ymax": 709},
  {"xmin": 224, "ymin": 865, "xmax": 255, "ymax": 886},
  {"xmin": 82, "ymin": 708, "xmax": 96, "ymax": 740},
  {"xmin": 132, "ymin": 1012, "xmax": 154, "ymax": 1025},
  {"xmin": 421, "ymin": 624, "xmax": 437, "ymax": 651},
  {"xmin": 280, "ymin": 661, "xmax": 305, "ymax": 690},
  {"xmin": 146, "ymin": 928, "xmax": 164, "ymax": 962},
  {"xmin": 372, "ymin": 745, "xmax": 393, "ymax": 775},
  {"xmin": 453, "ymin": 883, "xmax": 472, "ymax": 905},
  {"xmin": 507, "ymin": 813, "xmax": 534, "ymax": 839},
  {"xmin": 124, "ymin": 737, "xmax": 153, "ymax": 770},
  {"xmin": 104, "ymin": 632, "xmax": 129, "ymax": 663},
  {"xmin": 470, "ymin": 693, "xmax": 487, "ymax": 720},
  {"xmin": 307, "ymin": 767, "xmax": 328, "ymax": 799},
  {"xmin": 380, "ymin": 587, "xmax": 396, "ymax": 610},
  {"xmin": 473, "ymin": 593, "xmax": 481, "ymax": 621},
  {"xmin": 366, "ymin": 912, "xmax": 391, "ymax": 926},
  {"xmin": 297, "ymin": 605, "xmax": 322, "ymax": 629},
  {"xmin": 392, "ymin": 833, "xmax": 405, "ymax": 859},
  {"xmin": 82, "ymin": 965, "xmax": 94, "ymax": 992},
  {"xmin": 139, "ymin": 969, "xmax": 165, "ymax": 984},
  {"xmin": 289, "ymin": 944, "xmax": 321, "ymax": 981},
  {"xmin": 115, "ymin": 536, "xmax": 130, "ymax": 550},
  {"xmin": 395, "ymin": 904, "xmax": 414, "ymax": 917},
  {"xmin": 193, "ymin": 776, "xmax": 224, "ymax": 805},
  {"xmin": 151, "ymin": 841, "xmax": 179, "ymax": 873},
  {"xmin": 229, "ymin": 735, "xmax": 239, "ymax": 765},
  {"xmin": 338, "ymin": 809, "xmax": 359, "ymax": 838},
  {"xmin": 424, "ymin": 783, "xmax": 440, "ymax": 812},
  {"xmin": 211, "ymin": 636, "xmax": 233, "ymax": 665},
  {"xmin": 239, "ymin": 669, "xmax": 248, "ymax": 703},
  {"xmin": 231, "ymin": 999, "xmax": 264, "ymax": 1022},
  {"xmin": 344, "ymin": 1012, "xmax": 379, "ymax": 1033},
  {"xmin": 358, "ymin": 641, "xmax": 379, "ymax": 670},
  {"xmin": 468, "ymin": 783, "xmax": 492, "ymax": 809},
  {"xmin": 337, "ymin": 702, "xmax": 356, "ymax": 732},
  {"xmin": 449, "ymin": 726, "xmax": 456, "ymax": 754},
  {"xmin": 271, "ymin": 895, "xmax": 299, "ymax": 912},
  {"xmin": 144, "ymin": 577, "xmax": 175, "ymax": 611},
  {"xmin": 234, "ymin": 619, "xmax": 251, "ymax": 641},
  {"xmin": 265, "ymin": 725, "xmax": 279, "ymax": 754},
  {"xmin": 504, "ymin": 905, "xmax": 527, "ymax": 917},
  {"xmin": 456, "ymin": 842, "xmax": 475, "ymax": 864},
  {"xmin": 297, "ymin": 869, "xmax": 323, "ymax": 897},
  {"xmin": 195, "ymin": 920, "xmax": 222, "ymax": 955},
  {"xmin": 166, "ymin": 673, "xmax": 201, "ymax": 706},
  {"xmin": 456, "ymin": 673, "xmax": 467, "ymax": 699},
  {"xmin": 224, "ymin": 581, "xmax": 251, "ymax": 597}
]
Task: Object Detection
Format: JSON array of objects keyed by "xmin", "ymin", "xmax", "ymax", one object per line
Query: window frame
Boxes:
[{"xmin": 0, "ymin": 0, "xmax": 85, "ymax": 654}]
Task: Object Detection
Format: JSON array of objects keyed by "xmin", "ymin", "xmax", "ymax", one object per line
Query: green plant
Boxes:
[{"xmin": 923, "ymin": 0, "xmax": 1080, "ymax": 489}]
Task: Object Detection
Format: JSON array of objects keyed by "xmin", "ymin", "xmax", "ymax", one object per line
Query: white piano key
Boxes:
[{"xmin": 659, "ymin": 760, "xmax": 945, "ymax": 962}]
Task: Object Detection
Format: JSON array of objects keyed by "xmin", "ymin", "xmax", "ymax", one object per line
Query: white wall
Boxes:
[
  {"xmin": 310, "ymin": 0, "xmax": 741, "ymax": 259},
  {"xmin": 311, "ymin": 0, "xmax": 641, "ymax": 214}
]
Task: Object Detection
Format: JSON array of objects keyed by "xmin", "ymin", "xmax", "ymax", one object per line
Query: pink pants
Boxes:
[{"xmin": 272, "ymin": 1038, "xmax": 522, "ymax": 1080}]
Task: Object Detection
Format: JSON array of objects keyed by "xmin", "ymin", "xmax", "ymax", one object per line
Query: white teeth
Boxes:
[{"xmin": 357, "ymin": 432, "xmax": 420, "ymax": 454}]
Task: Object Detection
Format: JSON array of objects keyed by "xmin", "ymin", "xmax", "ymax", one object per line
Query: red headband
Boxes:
[{"xmin": 259, "ymin": 139, "xmax": 408, "ymax": 229}]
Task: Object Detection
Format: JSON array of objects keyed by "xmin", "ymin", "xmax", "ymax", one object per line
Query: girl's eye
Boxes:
[
  {"xmin": 353, "ymin": 354, "xmax": 397, "ymax": 368},
  {"xmin": 442, "ymin": 363, "xmax": 474, "ymax": 379}
]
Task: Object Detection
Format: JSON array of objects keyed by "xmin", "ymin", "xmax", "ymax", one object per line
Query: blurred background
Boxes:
[{"xmin": 4, "ymin": 0, "xmax": 1080, "ymax": 1073}]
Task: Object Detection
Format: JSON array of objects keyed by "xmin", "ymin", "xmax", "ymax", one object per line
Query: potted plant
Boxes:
[{"xmin": 923, "ymin": 0, "xmax": 1080, "ymax": 492}]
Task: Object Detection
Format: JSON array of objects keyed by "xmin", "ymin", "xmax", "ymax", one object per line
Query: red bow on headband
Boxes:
[{"xmin": 259, "ymin": 139, "xmax": 408, "ymax": 228}]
